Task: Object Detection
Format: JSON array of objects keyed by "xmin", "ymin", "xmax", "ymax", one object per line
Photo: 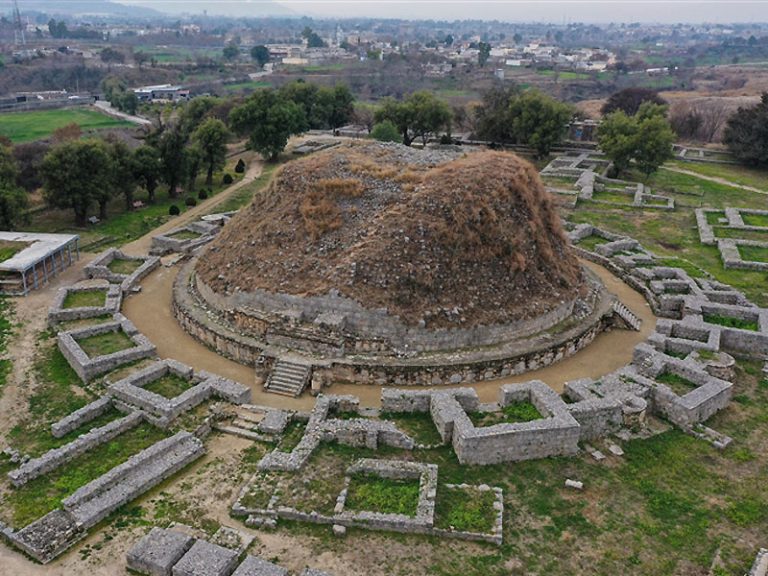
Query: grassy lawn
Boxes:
[
  {"xmin": 434, "ymin": 485, "xmax": 497, "ymax": 532},
  {"xmin": 143, "ymin": 373, "xmax": 194, "ymax": 399},
  {"xmin": 23, "ymin": 154, "xmax": 246, "ymax": 251},
  {"xmin": 656, "ymin": 371, "xmax": 699, "ymax": 396},
  {"xmin": 469, "ymin": 401, "xmax": 542, "ymax": 427},
  {"xmin": 670, "ymin": 160, "xmax": 768, "ymax": 192},
  {"xmin": 209, "ymin": 162, "xmax": 277, "ymax": 214},
  {"xmin": 3, "ymin": 423, "xmax": 167, "ymax": 527},
  {"xmin": 345, "ymin": 473, "xmax": 420, "ymax": 516},
  {"xmin": 76, "ymin": 330, "xmax": 135, "ymax": 357},
  {"xmin": 0, "ymin": 108, "xmax": 133, "ymax": 143},
  {"xmin": 107, "ymin": 258, "xmax": 143, "ymax": 275},
  {"xmin": 63, "ymin": 289, "xmax": 107, "ymax": 309},
  {"xmin": 714, "ymin": 227, "xmax": 768, "ymax": 242},
  {"xmin": 739, "ymin": 245, "xmax": 768, "ymax": 263},
  {"xmin": 591, "ymin": 189, "xmax": 634, "ymax": 204}
]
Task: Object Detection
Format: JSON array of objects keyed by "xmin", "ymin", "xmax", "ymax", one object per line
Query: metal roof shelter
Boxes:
[{"xmin": 0, "ymin": 232, "xmax": 80, "ymax": 295}]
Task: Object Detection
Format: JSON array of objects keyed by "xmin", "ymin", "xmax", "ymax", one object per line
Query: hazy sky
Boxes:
[{"xmin": 117, "ymin": 0, "xmax": 768, "ymax": 23}]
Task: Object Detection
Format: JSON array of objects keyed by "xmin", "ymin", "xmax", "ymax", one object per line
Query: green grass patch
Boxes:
[
  {"xmin": 76, "ymin": 330, "xmax": 135, "ymax": 357},
  {"xmin": 714, "ymin": 227, "xmax": 768, "ymax": 242},
  {"xmin": 381, "ymin": 411, "xmax": 442, "ymax": 446},
  {"xmin": 591, "ymin": 189, "xmax": 634, "ymax": 204},
  {"xmin": 106, "ymin": 258, "xmax": 143, "ymax": 275},
  {"xmin": 669, "ymin": 160, "xmax": 768, "ymax": 193},
  {"xmin": 143, "ymin": 373, "xmax": 194, "ymax": 399},
  {"xmin": 0, "ymin": 108, "xmax": 133, "ymax": 143},
  {"xmin": 210, "ymin": 163, "xmax": 277, "ymax": 214},
  {"xmin": 742, "ymin": 213, "xmax": 768, "ymax": 228},
  {"xmin": 706, "ymin": 211, "xmax": 726, "ymax": 225},
  {"xmin": 0, "ymin": 240, "xmax": 28, "ymax": 263},
  {"xmin": 345, "ymin": 473, "xmax": 420, "ymax": 516},
  {"xmin": 4, "ymin": 423, "xmax": 167, "ymax": 527},
  {"xmin": 739, "ymin": 245, "xmax": 768, "ymax": 264},
  {"xmin": 469, "ymin": 401, "xmax": 542, "ymax": 427},
  {"xmin": 703, "ymin": 313, "xmax": 759, "ymax": 331},
  {"xmin": 577, "ymin": 235, "xmax": 609, "ymax": 252},
  {"xmin": 62, "ymin": 289, "xmax": 107, "ymax": 309},
  {"xmin": 434, "ymin": 485, "xmax": 497, "ymax": 532},
  {"xmin": 277, "ymin": 421, "xmax": 307, "ymax": 453},
  {"xmin": 656, "ymin": 371, "xmax": 699, "ymax": 396}
]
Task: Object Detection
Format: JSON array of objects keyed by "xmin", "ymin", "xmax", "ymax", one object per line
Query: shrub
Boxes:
[
  {"xmin": 371, "ymin": 120, "xmax": 401, "ymax": 143},
  {"xmin": 168, "ymin": 204, "xmax": 180, "ymax": 216},
  {"xmin": 222, "ymin": 173, "xmax": 234, "ymax": 185},
  {"xmin": 198, "ymin": 189, "xmax": 208, "ymax": 200},
  {"xmin": 235, "ymin": 158, "xmax": 246, "ymax": 173},
  {"xmin": 184, "ymin": 196, "xmax": 197, "ymax": 207}
]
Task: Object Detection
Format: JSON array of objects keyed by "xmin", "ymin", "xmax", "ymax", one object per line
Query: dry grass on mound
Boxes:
[{"xmin": 198, "ymin": 142, "xmax": 585, "ymax": 328}]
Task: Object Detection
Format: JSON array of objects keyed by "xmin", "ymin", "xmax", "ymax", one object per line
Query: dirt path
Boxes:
[
  {"xmin": 122, "ymin": 257, "xmax": 656, "ymax": 407},
  {"xmin": 121, "ymin": 158, "xmax": 264, "ymax": 257},
  {"xmin": 662, "ymin": 165, "xmax": 768, "ymax": 196},
  {"xmin": 0, "ymin": 259, "xmax": 92, "ymax": 439},
  {"xmin": 92, "ymin": 101, "xmax": 153, "ymax": 127}
]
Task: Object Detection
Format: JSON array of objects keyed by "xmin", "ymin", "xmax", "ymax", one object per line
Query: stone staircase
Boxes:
[
  {"xmin": 612, "ymin": 301, "xmax": 642, "ymax": 332},
  {"xmin": 264, "ymin": 359, "xmax": 312, "ymax": 397}
]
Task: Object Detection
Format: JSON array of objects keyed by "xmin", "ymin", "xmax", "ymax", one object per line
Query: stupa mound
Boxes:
[{"xmin": 197, "ymin": 142, "xmax": 587, "ymax": 330}]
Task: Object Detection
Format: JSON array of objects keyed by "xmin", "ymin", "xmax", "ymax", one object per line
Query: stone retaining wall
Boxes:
[
  {"xmin": 57, "ymin": 315, "xmax": 157, "ymax": 382},
  {"xmin": 47, "ymin": 283, "xmax": 122, "ymax": 326},
  {"xmin": 51, "ymin": 396, "xmax": 114, "ymax": 438},
  {"xmin": 8, "ymin": 412, "xmax": 144, "ymax": 487}
]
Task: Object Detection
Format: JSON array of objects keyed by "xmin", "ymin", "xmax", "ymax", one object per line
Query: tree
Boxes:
[
  {"xmin": 132, "ymin": 145, "xmax": 162, "ymax": 203},
  {"xmin": 301, "ymin": 26, "xmax": 325, "ymax": 48},
  {"xmin": 601, "ymin": 88, "xmax": 667, "ymax": 116},
  {"xmin": 250, "ymin": 45, "xmax": 270, "ymax": 68},
  {"xmin": 158, "ymin": 127, "xmax": 187, "ymax": 197},
  {"xmin": 100, "ymin": 47, "xmax": 125, "ymax": 65},
  {"xmin": 13, "ymin": 142, "xmax": 49, "ymax": 192},
  {"xmin": 444, "ymin": 34, "xmax": 454, "ymax": 46},
  {"xmin": 51, "ymin": 123, "xmax": 82, "ymax": 144},
  {"xmin": 192, "ymin": 118, "xmax": 229, "ymax": 187},
  {"xmin": 371, "ymin": 121, "xmax": 401, "ymax": 143},
  {"xmin": 723, "ymin": 93, "xmax": 768, "ymax": 167},
  {"xmin": 513, "ymin": 32, "xmax": 522, "ymax": 44},
  {"xmin": 222, "ymin": 42, "xmax": 240, "ymax": 62},
  {"xmin": 185, "ymin": 145, "xmax": 202, "ymax": 192},
  {"xmin": 134, "ymin": 50, "xmax": 149, "ymax": 68},
  {"xmin": 48, "ymin": 19, "xmax": 68, "ymax": 39},
  {"xmin": 316, "ymin": 85, "xmax": 355, "ymax": 130},
  {"xmin": 107, "ymin": 138, "xmax": 137, "ymax": 212},
  {"xmin": 474, "ymin": 85, "xmax": 520, "ymax": 142},
  {"xmin": 41, "ymin": 140, "xmax": 113, "ymax": 226},
  {"xmin": 478, "ymin": 42, "xmax": 492, "ymax": 67},
  {"xmin": 374, "ymin": 91, "xmax": 452, "ymax": 146},
  {"xmin": 230, "ymin": 89, "xmax": 307, "ymax": 161},
  {"xmin": 598, "ymin": 103, "xmax": 675, "ymax": 177},
  {"xmin": 0, "ymin": 144, "xmax": 27, "ymax": 230},
  {"xmin": 508, "ymin": 90, "xmax": 573, "ymax": 157}
]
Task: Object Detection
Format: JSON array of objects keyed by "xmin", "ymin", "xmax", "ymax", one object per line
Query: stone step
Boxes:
[
  {"xmin": 612, "ymin": 301, "xmax": 642, "ymax": 332},
  {"xmin": 265, "ymin": 360, "xmax": 312, "ymax": 398}
]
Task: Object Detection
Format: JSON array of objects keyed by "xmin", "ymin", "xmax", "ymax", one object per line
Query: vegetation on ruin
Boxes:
[
  {"xmin": 168, "ymin": 229, "xmax": 202, "ymax": 241},
  {"xmin": 434, "ymin": 485, "xmax": 497, "ymax": 533},
  {"xmin": 655, "ymin": 371, "xmax": 699, "ymax": 395},
  {"xmin": 76, "ymin": 329, "xmax": 135, "ymax": 358},
  {"xmin": 62, "ymin": 289, "xmax": 107, "ymax": 309},
  {"xmin": 381, "ymin": 412, "xmax": 443, "ymax": 446},
  {"xmin": 469, "ymin": 401, "xmax": 542, "ymax": 427},
  {"xmin": 277, "ymin": 421, "xmax": 307, "ymax": 453},
  {"xmin": 143, "ymin": 373, "xmax": 195, "ymax": 399},
  {"xmin": 345, "ymin": 473, "xmax": 421, "ymax": 516},
  {"xmin": 3, "ymin": 423, "xmax": 167, "ymax": 527},
  {"xmin": 106, "ymin": 258, "xmax": 143, "ymax": 275},
  {"xmin": 702, "ymin": 313, "xmax": 760, "ymax": 331},
  {"xmin": 738, "ymin": 245, "xmax": 768, "ymax": 264},
  {"xmin": 0, "ymin": 298, "xmax": 12, "ymax": 393}
]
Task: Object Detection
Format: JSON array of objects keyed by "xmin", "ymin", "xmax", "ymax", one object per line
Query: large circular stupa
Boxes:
[{"xmin": 175, "ymin": 142, "xmax": 615, "ymax": 388}]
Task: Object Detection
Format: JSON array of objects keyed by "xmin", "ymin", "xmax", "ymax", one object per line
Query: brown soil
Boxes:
[{"xmin": 198, "ymin": 142, "xmax": 585, "ymax": 329}]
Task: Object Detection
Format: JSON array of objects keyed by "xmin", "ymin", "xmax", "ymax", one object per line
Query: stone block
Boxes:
[
  {"xmin": 126, "ymin": 528, "xmax": 195, "ymax": 576},
  {"xmin": 172, "ymin": 540, "xmax": 239, "ymax": 576},
  {"xmin": 231, "ymin": 555, "xmax": 288, "ymax": 576}
]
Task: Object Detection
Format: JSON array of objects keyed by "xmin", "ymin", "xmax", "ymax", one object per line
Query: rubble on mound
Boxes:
[{"xmin": 197, "ymin": 142, "xmax": 586, "ymax": 329}]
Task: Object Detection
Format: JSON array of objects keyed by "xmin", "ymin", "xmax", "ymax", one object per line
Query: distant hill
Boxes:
[
  {"xmin": 1, "ymin": 0, "xmax": 161, "ymax": 18},
  {"xmin": 118, "ymin": 0, "xmax": 294, "ymax": 17}
]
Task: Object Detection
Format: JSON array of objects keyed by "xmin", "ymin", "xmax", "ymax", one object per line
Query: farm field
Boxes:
[{"xmin": 0, "ymin": 108, "xmax": 133, "ymax": 143}]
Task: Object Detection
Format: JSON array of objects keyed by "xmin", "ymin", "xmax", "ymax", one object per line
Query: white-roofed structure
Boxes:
[{"xmin": 0, "ymin": 232, "xmax": 80, "ymax": 295}]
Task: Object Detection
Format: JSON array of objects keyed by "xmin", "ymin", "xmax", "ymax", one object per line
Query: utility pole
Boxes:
[{"xmin": 13, "ymin": 0, "xmax": 26, "ymax": 46}]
